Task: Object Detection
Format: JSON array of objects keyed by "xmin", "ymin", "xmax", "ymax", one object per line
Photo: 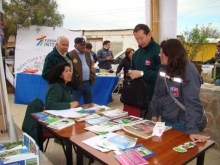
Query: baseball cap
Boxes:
[{"xmin": 74, "ymin": 37, "xmax": 86, "ymax": 44}]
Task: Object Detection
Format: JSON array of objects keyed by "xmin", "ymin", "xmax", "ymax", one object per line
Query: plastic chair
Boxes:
[{"xmin": 112, "ymin": 77, "xmax": 124, "ymax": 94}]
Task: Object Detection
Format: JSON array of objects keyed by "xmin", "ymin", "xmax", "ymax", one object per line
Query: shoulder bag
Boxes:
[
  {"xmin": 120, "ymin": 77, "xmax": 148, "ymax": 116},
  {"xmin": 164, "ymin": 76, "xmax": 208, "ymax": 132}
]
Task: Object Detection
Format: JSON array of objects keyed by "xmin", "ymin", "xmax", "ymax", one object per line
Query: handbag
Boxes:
[
  {"xmin": 164, "ymin": 77, "xmax": 208, "ymax": 132},
  {"xmin": 120, "ymin": 77, "xmax": 148, "ymax": 117}
]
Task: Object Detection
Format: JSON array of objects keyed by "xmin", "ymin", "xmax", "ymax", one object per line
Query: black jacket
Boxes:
[{"xmin": 116, "ymin": 57, "xmax": 131, "ymax": 78}]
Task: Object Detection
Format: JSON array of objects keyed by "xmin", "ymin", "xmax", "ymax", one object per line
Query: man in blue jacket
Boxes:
[
  {"xmin": 97, "ymin": 40, "xmax": 114, "ymax": 70},
  {"xmin": 128, "ymin": 24, "xmax": 160, "ymax": 119}
]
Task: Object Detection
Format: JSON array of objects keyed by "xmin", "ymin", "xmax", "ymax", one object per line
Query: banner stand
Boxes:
[{"xmin": 0, "ymin": 46, "xmax": 18, "ymax": 143}]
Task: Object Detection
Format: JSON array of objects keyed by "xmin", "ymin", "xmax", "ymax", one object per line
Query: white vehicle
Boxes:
[{"xmin": 94, "ymin": 50, "xmax": 126, "ymax": 71}]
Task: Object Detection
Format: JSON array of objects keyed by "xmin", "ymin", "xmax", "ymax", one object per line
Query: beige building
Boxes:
[{"xmin": 81, "ymin": 29, "xmax": 138, "ymax": 56}]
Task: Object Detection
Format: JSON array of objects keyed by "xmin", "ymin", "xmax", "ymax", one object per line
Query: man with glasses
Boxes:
[
  {"xmin": 97, "ymin": 40, "xmax": 114, "ymax": 70},
  {"xmin": 69, "ymin": 37, "xmax": 96, "ymax": 103},
  {"xmin": 128, "ymin": 24, "xmax": 160, "ymax": 119}
]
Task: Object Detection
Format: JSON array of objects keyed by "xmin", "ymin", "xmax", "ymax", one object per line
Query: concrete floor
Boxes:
[{"xmin": 7, "ymin": 93, "xmax": 220, "ymax": 165}]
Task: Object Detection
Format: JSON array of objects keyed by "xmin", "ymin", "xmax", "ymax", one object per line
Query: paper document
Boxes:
[
  {"xmin": 82, "ymin": 132, "xmax": 117, "ymax": 152},
  {"xmin": 44, "ymin": 107, "xmax": 84, "ymax": 118}
]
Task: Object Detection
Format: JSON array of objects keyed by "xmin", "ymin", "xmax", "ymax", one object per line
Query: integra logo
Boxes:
[{"xmin": 36, "ymin": 35, "xmax": 56, "ymax": 47}]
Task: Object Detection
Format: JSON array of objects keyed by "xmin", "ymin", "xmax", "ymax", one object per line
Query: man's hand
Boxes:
[
  {"xmin": 106, "ymin": 56, "xmax": 113, "ymax": 61},
  {"xmin": 70, "ymin": 101, "xmax": 79, "ymax": 108},
  {"xmin": 128, "ymin": 70, "xmax": 143, "ymax": 79}
]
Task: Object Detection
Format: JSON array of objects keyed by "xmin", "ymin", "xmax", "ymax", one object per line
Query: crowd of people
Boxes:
[{"xmin": 40, "ymin": 23, "xmax": 209, "ymax": 143}]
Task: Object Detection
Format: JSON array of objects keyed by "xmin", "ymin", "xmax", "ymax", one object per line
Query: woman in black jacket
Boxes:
[{"xmin": 116, "ymin": 48, "xmax": 134, "ymax": 78}]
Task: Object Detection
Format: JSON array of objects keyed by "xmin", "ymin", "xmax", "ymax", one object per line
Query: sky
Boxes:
[{"xmin": 56, "ymin": 0, "xmax": 220, "ymax": 35}]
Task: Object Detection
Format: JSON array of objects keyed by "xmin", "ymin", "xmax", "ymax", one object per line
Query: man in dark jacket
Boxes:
[
  {"xmin": 128, "ymin": 24, "xmax": 161, "ymax": 119},
  {"xmin": 97, "ymin": 40, "xmax": 114, "ymax": 70},
  {"xmin": 42, "ymin": 36, "xmax": 78, "ymax": 90}
]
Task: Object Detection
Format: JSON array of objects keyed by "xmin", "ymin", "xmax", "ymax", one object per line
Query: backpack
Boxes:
[{"xmin": 120, "ymin": 78, "xmax": 148, "ymax": 110}]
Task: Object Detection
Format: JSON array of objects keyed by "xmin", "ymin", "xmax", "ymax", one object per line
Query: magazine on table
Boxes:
[
  {"xmin": 113, "ymin": 115, "xmax": 143, "ymax": 124},
  {"xmin": 107, "ymin": 134, "xmax": 137, "ymax": 150},
  {"xmin": 122, "ymin": 120, "xmax": 171, "ymax": 139},
  {"xmin": 85, "ymin": 116, "xmax": 111, "ymax": 125},
  {"xmin": 47, "ymin": 118, "xmax": 75, "ymax": 130},
  {"xmin": 114, "ymin": 151, "xmax": 149, "ymax": 165},
  {"xmin": 115, "ymin": 143, "xmax": 156, "ymax": 159},
  {"xmin": 85, "ymin": 121, "xmax": 122, "ymax": 134},
  {"xmin": 101, "ymin": 109, "xmax": 128, "ymax": 119}
]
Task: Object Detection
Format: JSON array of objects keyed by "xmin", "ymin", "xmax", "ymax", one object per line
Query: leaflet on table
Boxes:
[
  {"xmin": 113, "ymin": 115, "xmax": 143, "ymax": 124},
  {"xmin": 115, "ymin": 144, "xmax": 156, "ymax": 159},
  {"xmin": 85, "ymin": 116, "xmax": 111, "ymax": 125},
  {"xmin": 114, "ymin": 151, "xmax": 149, "ymax": 165},
  {"xmin": 82, "ymin": 132, "xmax": 118, "ymax": 152},
  {"xmin": 152, "ymin": 122, "xmax": 166, "ymax": 137},
  {"xmin": 101, "ymin": 109, "xmax": 128, "ymax": 119},
  {"xmin": 85, "ymin": 121, "xmax": 122, "ymax": 134},
  {"xmin": 0, "ymin": 133, "xmax": 39, "ymax": 165},
  {"xmin": 47, "ymin": 118, "xmax": 75, "ymax": 130},
  {"xmin": 122, "ymin": 120, "xmax": 171, "ymax": 139}
]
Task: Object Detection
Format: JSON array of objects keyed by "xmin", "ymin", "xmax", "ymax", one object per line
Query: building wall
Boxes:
[{"xmin": 82, "ymin": 30, "xmax": 138, "ymax": 56}]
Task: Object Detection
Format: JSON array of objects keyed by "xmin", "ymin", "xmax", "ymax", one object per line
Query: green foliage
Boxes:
[
  {"xmin": 180, "ymin": 24, "xmax": 220, "ymax": 61},
  {"xmin": 2, "ymin": 0, "xmax": 64, "ymax": 45}
]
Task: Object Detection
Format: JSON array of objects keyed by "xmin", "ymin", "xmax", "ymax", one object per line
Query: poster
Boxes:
[{"xmin": 15, "ymin": 25, "xmax": 81, "ymax": 73}]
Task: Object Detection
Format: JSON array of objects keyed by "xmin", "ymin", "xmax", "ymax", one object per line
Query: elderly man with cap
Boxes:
[
  {"xmin": 42, "ymin": 36, "xmax": 78, "ymax": 89},
  {"xmin": 69, "ymin": 37, "xmax": 96, "ymax": 104}
]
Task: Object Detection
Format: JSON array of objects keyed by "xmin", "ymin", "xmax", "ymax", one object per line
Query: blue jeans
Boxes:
[
  {"xmin": 72, "ymin": 81, "xmax": 93, "ymax": 104},
  {"xmin": 162, "ymin": 118, "xmax": 186, "ymax": 132}
]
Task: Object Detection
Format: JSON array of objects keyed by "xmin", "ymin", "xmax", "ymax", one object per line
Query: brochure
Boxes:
[
  {"xmin": 115, "ymin": 151, "xmax": 149, "ymax": 165},
  {"xmin": 47, "ymin": 118, "xmax": 75, "ymax": 130},
  {"xmin": 102, "ymin": 109, "xmax": 128, "ymax": 119},
  {"xmin": 113, "ymin": 115, "xmax": 143, "ymax": 124},
  {"xmin": 85, "ymin": 121, "xmax": 122, "ymax": 134},
  {"xmin": 85, "ymin": 116, "xmax": 111, "ymax": 125},
  {"xmin": 39, "ymin": 116, "xmax": 61, "ymax": 124},
  {"xmin": 32, "ymin": 112, "xmax": 50, "ymax": 119},
  {"xmin": 115, "ymin": 144, "xmax": 156, "ymax": 159},
  {"xmin": 108, "ymin": 134, "xmax": 137, "ymax": 149},
  {"xmin": 0, "ymin": 133, "xmax": 39, "ymax": 165}
]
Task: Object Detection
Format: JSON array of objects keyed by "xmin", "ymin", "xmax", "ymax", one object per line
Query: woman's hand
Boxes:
[
  {"xmin": 151, "ymin": 117, "xmax": 158, "ymax": 122},
  {"xmin": 70, "ymin": 101, "xmax": 79, "ymax": 108},
  {"xmin": 189, "ymin": 134, "xmax": 208, "ymax": 142}
]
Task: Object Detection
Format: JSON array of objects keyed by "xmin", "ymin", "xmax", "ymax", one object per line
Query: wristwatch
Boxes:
[{"xmin": 140, "ymin": 71, "xmax": 144, "ymax": 76}]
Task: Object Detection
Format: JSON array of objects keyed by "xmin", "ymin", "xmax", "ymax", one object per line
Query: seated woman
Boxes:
[
  {"xmin": 45, "ymin": 62, "xmax": 79, "ymax": 110},
  {"xmin": 116, "ymin": 48, "xmax": 134, "ymax": 79},
  {"xmin": 151, "ymin": 39, "xmax": 208, "ymax": 142}
]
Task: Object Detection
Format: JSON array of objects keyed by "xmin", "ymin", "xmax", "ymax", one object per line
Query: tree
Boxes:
[
  {"xmin": 2, "ymin": 0, "xmax": 64, "ymax": 47},
  {"xmin": 180, "ymin": 24, "xmax": 220, "ymax": 61}
]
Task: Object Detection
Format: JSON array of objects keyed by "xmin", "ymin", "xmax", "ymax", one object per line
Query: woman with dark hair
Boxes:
[
  {"xmin": 151, "ymin": 39, "xmax": 208, "ymax": 142},
  {"xmin": 116, "ymin": 48, "xmax": 134, "ymax": 78},
  {"xmin": 46, "ymin": 62, "xmax": 79, "ymax": 110}
]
